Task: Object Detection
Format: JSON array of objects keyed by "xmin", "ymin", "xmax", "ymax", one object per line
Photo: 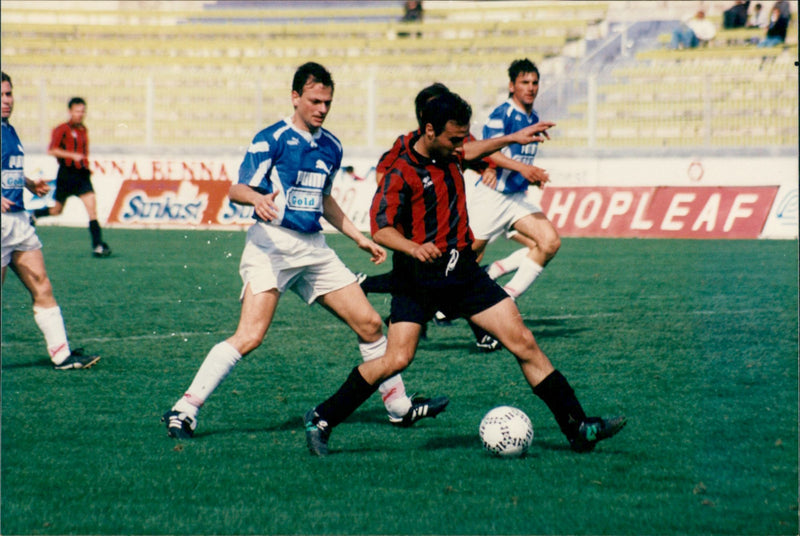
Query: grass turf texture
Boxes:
[{"xmin": 1, "ymin": 227, "xmax": 797, "ymax": 535}]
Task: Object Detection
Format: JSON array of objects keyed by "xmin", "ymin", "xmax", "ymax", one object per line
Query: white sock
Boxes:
[
  {"xmin": 487, "ymin": 248, "xmax": 529, "ymax": 279},
  {"xmin": 503, "ymin": 257, "xmax": 544, "ymax": 299},
  {"xmin": 360, "ymin": 336, "xmax": 412, "ymax": 419},
  {"xmin": 33, "ymin": 305, "xmax": 71, "ymax": 364},
  {"xmin": 173, "ymin": 341, "xmax": 242, "ymax": 420}
]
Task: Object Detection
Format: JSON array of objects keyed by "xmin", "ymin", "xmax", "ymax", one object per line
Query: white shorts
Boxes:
[
  {"xmin": 1, "ymin": 211, "xmax": 43, "ymax": 268},
  {"xmin": 467, "ymin": 182, "xmax": 542, "ymax": 242},
  {"xmin": 238, "ymin": 222, "xmax": 356, "ymax": 304}
]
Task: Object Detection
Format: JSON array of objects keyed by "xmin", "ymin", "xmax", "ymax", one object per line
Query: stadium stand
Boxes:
[{"xmin": 0, "ymin": 0, "xmax": 796, "ymax": 155}]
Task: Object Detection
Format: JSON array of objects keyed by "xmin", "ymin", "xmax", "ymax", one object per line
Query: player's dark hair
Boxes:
[
  {"xmin": 420, "ymin": 90, "xmax": 472, "ymax": 136},
  {"xmin": 1, "ymin": 71, "xmax": 11, "ymax": 86},
  {"xmin": 293, "ymin": 62, "xmax": 334, "ymax": 95},
  {"xmin": 414, "ymin": 82, "xmax": 449, "ymax": 127},
  {"xmin": 508, "ymin": 58, "xmax": 540, "ymax": 83},
  {"xmin": 68, "ymin": 97, "xmax": 86, "ymax": 108}
]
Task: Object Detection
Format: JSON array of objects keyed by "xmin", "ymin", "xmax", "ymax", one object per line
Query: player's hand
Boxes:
[
  {"xmin": 512, "ymin": 121, "xmax": 555, "ymax": 145},
  {"xmin": 1, "ymin": 196, "xmax": 13, "ymax": 213},
  {"xmin": 410, "ymin": 242, "xmax": 442, "ymax": 263},
  {"xmin": 254, "ymin": 191, "xmax": 280, "ymax": 221},
  {"xmin": 27, "ymin": 178, "xmax": 51, "ymax": 197},
  {"xmin": 480, "ymin": 167, "xmax": 498, "ymax": 189},
  {"xmin": 520, "ymin": 165, "xmax": 550, "ymax": 187},
  {"xmin": 358, "ymin": 239, "xmax": 387, "ymax": 265}
]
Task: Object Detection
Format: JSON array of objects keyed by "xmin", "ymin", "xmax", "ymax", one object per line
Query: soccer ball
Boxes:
[{"xmin": 479, "ymin": 406, "xmax": 534, "ymax": 457}]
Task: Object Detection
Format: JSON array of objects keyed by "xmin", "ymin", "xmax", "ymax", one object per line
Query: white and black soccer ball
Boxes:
[{"xmin": 479, "ymin": 406, "xmax": 534, "ymax": 457}]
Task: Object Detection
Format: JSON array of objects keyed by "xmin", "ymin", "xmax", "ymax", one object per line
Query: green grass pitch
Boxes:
[{"xmin": 2, "ymin": 227, "xmax": 797, "ymax": 535}]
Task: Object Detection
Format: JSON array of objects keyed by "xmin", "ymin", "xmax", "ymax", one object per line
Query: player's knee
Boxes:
[
  {"xmin": 49, "ymin": 205, "xmax": 64, "ymax": 215},
  {"xmin": 542, "ymin": 234, "xmax": 561, "ymax": 258},
  {"xmin": 383, "ymin": 350, "xmax": 413, "ymax": 375},
  {"xmin": 231, "ymin": 332, "xmax": 263, "ymax": 355}
]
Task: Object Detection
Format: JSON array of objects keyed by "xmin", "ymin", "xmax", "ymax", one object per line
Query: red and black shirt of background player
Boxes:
[
  {"xmin": 375, "ymin": 129, "xmax": 492, "ymax": 186},
  {"xmin": 49, "ymin": 121, "xmax": 89, "ymax": 170}
]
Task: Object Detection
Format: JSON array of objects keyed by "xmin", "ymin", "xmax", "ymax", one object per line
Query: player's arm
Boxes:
[
  {"xmin": 1, "ymin": 196, "xmax": 13, "ymax": 213},
  {"xmin": 461, "ymin": 122, "xmax": 555, "ymax": 162},
  {"xmin": 488, "ymin": 151, "xmax": 550, "ymax": 187},
  {"xmin": 372, "ymin": 226, "xmax": 442, "ymax": 263},
  {"xmin": 229, "ymin": 183, "xmax": 279, "ymax": 222},
  {"xmin": 25, "ymin": 177, "xmax": 50, "ymax": 197},
  {"xmin": 47, "ymin": 127, "xmax": 84, "ymax": 163},
  {"xmin": 322, "ymin": 194, "xmax": 386, "ymax": 265}
]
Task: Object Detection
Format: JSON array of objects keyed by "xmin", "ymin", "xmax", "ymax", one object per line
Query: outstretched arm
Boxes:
[
  {"xmin": 323, "ymin": 195, "xmax": 386, "ymax": 265},
  {"xmin": 462, "ymin": 121, "xmax": 555, "ymax": 161}
]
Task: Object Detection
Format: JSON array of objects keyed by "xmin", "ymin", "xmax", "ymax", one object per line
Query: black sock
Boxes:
[
  {"xmin": 89, "ymin": 220, "xmax": 102, "ymax": 247},
  {"xmin": 33, "ymin": 207, "xmax": 50, "ymax": 218},
  {"xmin": 533, "ymin": 370, "xmax": 588, "ymax": 439},
  {"xmin": 468, "ymin": 320, "xmax": 490, "ymax": 341},
  {"xmin": 315, "ymin": 367, "xmax": 379, "ymax": 428},
  {"xmin": 361, "ymin": 272, "xmax": 394, "ymax": 295}
]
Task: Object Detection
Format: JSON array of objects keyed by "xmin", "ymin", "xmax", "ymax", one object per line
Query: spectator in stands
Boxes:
[
  {"xmin": 747, "ymin": 3, "xmax": 768, "ymax": 28},
  {"xmin": 670, "ymin": 9, "xmax": 717, "ymax": 49},
  {"xmin": 723, "ymin": 1, "xmax": 751, "ymax": 29},
  {"xmin": 32, "ymin": 97, "xmax": 111, "ymax": 258},
  {"xmin": 401, "ymin": 0, "xmax": 423, "ymax": 22},
  {"xmin": 757, "ymin": 2, "xmax": 791, "ymax": 47}
]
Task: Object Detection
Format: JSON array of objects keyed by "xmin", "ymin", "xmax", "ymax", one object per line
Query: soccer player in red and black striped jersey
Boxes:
[
  {"xmin": 304, "ymin": 89, "xmax": 626, "ymax": 456},
  {"xmin": 360, "ymin": 83, "xmax": 500, "ymax": 350},
  {"xmin": 33, "ymin": 97, "xmax": 111, "ymax": 258}
]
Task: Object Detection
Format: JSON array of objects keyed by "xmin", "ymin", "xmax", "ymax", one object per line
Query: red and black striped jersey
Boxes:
[
  {"xmin": 371, "ymin": 132, "xmax": 473, "ymax": 253},
  {"xmin": 49, "ymin": 121, "xmax": 89, "ymax": 170}
]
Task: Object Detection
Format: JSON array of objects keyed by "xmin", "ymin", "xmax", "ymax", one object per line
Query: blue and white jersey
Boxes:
[
  {"xmin": 238, "ymin": 118, "xmax": 343, "ymax": 234},
  {"xmin": 482, "ymin": 99, "xmax": 540, "ymax": 194},
  {"xmin": 1, "ymin": 119, "xmax": 26, "ymax": 213}
]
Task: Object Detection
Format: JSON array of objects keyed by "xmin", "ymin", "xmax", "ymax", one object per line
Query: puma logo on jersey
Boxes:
[
  {"xmin": 287, "ymin": 138, "xmax": 300, "ymax": 146},
  {"xmin": 315, "ymin": 160, "xmax": 331, "ymax": 173}
]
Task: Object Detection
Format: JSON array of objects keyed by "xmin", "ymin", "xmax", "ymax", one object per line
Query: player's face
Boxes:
[
  {"xmin": 429, "ymin": 120, "xmax": 469, "ymax": 158},
  {"xmin": 1, "ymin": 81, "xmax": 13, "ymax": 119},
  {"xmin": 69, "ymin": 103, "xmax": 86, "ymax": 124},
  {"xmin": 292, "ymin": 82, "xmax": 333, "ymax": 133},
  {"xmin": 509, "ymin": 71, "xmax": 539, "ymax": 110}
]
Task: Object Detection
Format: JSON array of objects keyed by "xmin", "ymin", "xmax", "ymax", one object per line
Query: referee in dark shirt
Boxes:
[
  {"xmin": 304, "ymin": 89, "xmax": 626, "ymax": 456},
  {"xmin": 33, "ymin": 97, "xmax": 111, "ymax": 257}
]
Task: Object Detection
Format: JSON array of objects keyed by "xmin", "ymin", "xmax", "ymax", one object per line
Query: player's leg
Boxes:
[
  {"xmin": 304, "ymin": 320, "xmax": 424, "ymax": 455},
  {"xmin": 79, "ymin": 190, "xmax": 110, "ymax": 257},
  {"xmin": 11, "ymin": 247, "xmax": 98, "ymax": 369},
  {"xmin": 485, "ymin": 232, "xmax": 536, "ymax": 280},
  {"xmin": 319, "ymin": 280, "xmax": 432, "ymax": 423},
  {"xmin": 165, "ymin": 285, "xmax": 279, "ymax": 438},
  {"xmin": 469, "ymin": 299, "xmax": 625, "ymax": 451},
  {"xmin": 502, "ymin": 212, "xmax": 560, "ymax": 298},
  {"xmin": 357, "ymin": 270, "xmax": 394, "ymax": 295}
]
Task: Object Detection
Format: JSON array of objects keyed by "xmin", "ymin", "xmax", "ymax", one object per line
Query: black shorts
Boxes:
[
  {"xmin": 389, "ymin": 247, "xmax": 509, "ymax": 325},
  {"xmin": 54, "ymin": 166, "xmax": 93, "ymax": 204}
]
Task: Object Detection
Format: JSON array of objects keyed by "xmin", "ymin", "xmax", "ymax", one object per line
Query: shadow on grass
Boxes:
[{"xmin": 1, "ymin": 358, "xmax": 52, "ymax": 369}]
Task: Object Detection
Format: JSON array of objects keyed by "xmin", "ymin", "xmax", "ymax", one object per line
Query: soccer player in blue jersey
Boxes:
[
  {"xmin": 163, "ymin": 63, "xmax": 447, "ymax": 439},
  {"xmin": 468, "ymin": 58, "xmax": 561, "ymax": 299},
  {"xmin": 1, "ymin": 72, "xmax": 100, "ymax": 370}
]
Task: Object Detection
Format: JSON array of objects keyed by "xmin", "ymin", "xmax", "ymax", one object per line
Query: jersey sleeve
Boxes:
[
  {"xmin": 482, "ymin": 105, "xmax": 510, "ymax": 140},
  {"xmin": 370, "ymin": 165, "xmax": 408, "ymax": 236},
  {"xmin": 48, "ymin": 124, "xmax": 66, "ymax": 152},
  {"xmin": 238, "ymin": 132, "xmax": 275, "ymax": 189}
]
